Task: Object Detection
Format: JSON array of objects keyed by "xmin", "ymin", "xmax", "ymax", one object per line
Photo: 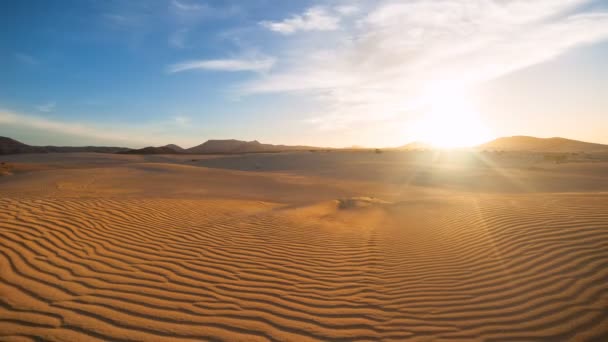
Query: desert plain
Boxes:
[{"xmin": 1, "ymin": 150, "xmax": 607, "ymax": 341}]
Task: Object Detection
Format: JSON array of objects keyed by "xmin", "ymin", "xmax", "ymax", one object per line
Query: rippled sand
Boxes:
[{"xmin": 1, "ymin": 151, "xmax": 607, "ymax": 341}]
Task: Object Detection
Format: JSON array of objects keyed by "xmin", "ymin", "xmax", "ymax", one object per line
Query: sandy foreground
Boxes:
[{"xmin": 0, "ymin": 151, "xmax": 607, "ymax": 341}]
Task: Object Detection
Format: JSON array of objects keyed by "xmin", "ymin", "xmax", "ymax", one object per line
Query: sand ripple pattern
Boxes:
[{"xmin": 1, "ymin": 196, "xmax": 607, "ymax": 341}]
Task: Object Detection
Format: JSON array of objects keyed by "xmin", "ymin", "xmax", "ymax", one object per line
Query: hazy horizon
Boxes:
[
  {"xmin": 3, "ymin": 133, "xmax": 608, "ymax": 151},
  {"xmin": 2, "ymin": 0, "xmax": 608, "ymax": 148}
]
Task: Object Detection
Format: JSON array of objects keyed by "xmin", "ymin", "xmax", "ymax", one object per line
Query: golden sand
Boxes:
[{"xmin": 1, "ymin": 151, "xmax": 607, "ymax": 341}]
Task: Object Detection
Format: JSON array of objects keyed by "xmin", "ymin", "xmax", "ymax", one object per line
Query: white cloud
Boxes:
[
  {"xmin": 334, "ymin": 5, "xmax": 359, "ymax": 16},
  {"xmin": 260, "ymin": 6, "xmax": 340, "ymax": 34},
  {"xmin": 36, "ymin": 102, "xmax": 56, "ymax": 113},
  {"xmin": 246, "ymin": 0, "xmax": 608, "ymax": 129},
  {"xmin": 168, "ymin": 57, "xmax": 275, "ymax": 73}
]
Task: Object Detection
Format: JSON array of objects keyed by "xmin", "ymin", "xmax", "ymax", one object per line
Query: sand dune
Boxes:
[
  {"xmin": 1, "ymin": 152, "xmax": 607, "ymax": 341},
  {"xmin": 478, "ymin": 136, "xmax": 608, "ymax": 153}
]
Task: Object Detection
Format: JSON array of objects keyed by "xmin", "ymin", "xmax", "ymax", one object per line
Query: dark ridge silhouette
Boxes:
[
  {"xmin": 3, "ymin": 135, "xmax": 607, "ymax": 155},
  {"xmin": 162, "ymin": 144, "xmax": 185, "ymax": 152},
  {"xmin": 0, "ymin": 136, "xmax": 130, "ymax": 155},
  {"xmin": 118, "ymin": 146, "xmax": 180, "ymax": 155},
  {"xmin": 185, "ymin": 139, "xmax": 320, "ymax": 154}
]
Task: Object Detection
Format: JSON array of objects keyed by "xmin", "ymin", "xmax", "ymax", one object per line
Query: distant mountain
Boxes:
[
  {"xmin": 0, "ymin": 136, "xmax": 130, "ymax": 155},
  {"xmin": 186, "ymin": 139, "xmax": 319, "ymax": 154},
  {"xmin": 114, "ymin": 139, "xmax": 320, "ymax": 155},
  {"xmin": 118, "ymin": 146, "xmax": 179, "ymax": 155},
  {"xmin": 477, "ymin": 136, "xmax": 608, "ymax": 153},
  {"xmin": 0, "ymin": 136, "xmax": 320, "ymax": 155},
  {"xmin": 5, "ymin": 135, "xmax": 604, "ymax": 156},
  {"xmin": 163, "ymin": 144, "xmax": 185, "ymax": 153},
  {"xmin": 38, "ymin": 146, "xmax": 131, "ymax": 153},
  {"xmin": 0, "ymin": 136, "xmax": 33, "ymax": 154}
]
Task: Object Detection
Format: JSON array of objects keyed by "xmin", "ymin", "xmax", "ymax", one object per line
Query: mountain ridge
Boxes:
[
  {"xmin": 2, "ymin": 136, "xmax": 607, "ymax": 155},
  {"xmin": 478, "ymin": 136, "xmax": 608, "ymax": 153},
  {"xmin": 163, "ymin": 144, "xmax": 185, "ymax": 152},
  {"xmin": 185, "ymin": 139, "xmax": 320, "ymax": 154},
  {"xmin": 0, "ymin": 136, "xmax": 130, "ymax": 155}
]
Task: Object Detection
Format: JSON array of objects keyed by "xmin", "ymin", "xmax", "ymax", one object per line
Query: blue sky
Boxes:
[{"xmin": 1, "ymin": 0, "xmax": 607, "ymax": 148}]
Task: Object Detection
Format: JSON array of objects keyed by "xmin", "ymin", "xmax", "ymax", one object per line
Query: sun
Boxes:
[{"xmin": 413, "ymin": 81, "xmax": 492, "ymax": 148}]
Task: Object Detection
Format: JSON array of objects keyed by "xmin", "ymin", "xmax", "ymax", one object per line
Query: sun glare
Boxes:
[{"xmin": 414, "ymin": 81, "xmax": 492, "ymax": 148}]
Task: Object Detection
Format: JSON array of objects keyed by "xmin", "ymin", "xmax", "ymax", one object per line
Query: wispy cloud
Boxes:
[
  {"xmin": 260, "ymin": 6, "xmax": 341, "ymax": 34},
  {"xmin": 171, "ymin": 0, "xmax": 205, "ymax": 12},
  {"xmin": 0, "ymin": 110, "xmax": 204, "ymax": 147},
  {"xmin": 167, "ymin": 1, "xmax": 242, "ymax": 49},
  {"xmin": 168, "ymin": 57, "xmax": 275, "ymax": 73},
  {"xmin": 173, "ymin": 115, "xmax": 191, "ymax": 125},
  {"xmin": 0, "ymin": 110, "xmax": 147, "ymax": 146},
  {"xmin": 170, "ymin": 0, "xmax": 241, "ymax": 21},
  {"xmin": 36, "ymin": 102, "xmax": 56, "ymax": 112},
  {"xmin": 334, "ymin": 5, "xmax": 359, "ymax": 16},
  {"xmin": 102, "ymin": 13, "xmax": 143, "ymax": 29},
  {"xmin": 14, "ymin": 53, "xmax": 38, "ymax": 65},
  {"xmin": 168, "ymin": 28, "xmax": 189, "ymax": 48},
  {"xmin": 246, "ymin": 0, "xmax": 608, "ymax": 129}
]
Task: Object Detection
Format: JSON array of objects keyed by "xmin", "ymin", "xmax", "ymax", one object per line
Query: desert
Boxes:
[
  {"xmin": 1, "ymin": 140, "xmax": 607, "ymax": 341},
  {"xmin": 3, "ymin": 1, "xmax": 608, "ymax": 340}
]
